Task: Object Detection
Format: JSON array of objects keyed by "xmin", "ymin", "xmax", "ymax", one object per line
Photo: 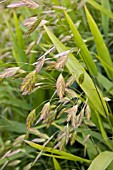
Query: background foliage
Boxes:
[{"xmin": 0, "ymin": 0, "xmax": 113, "ymax": 169}]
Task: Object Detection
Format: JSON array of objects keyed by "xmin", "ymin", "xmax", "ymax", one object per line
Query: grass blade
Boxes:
[
  {"xmin": 64, "ymin": 10, "xmax": 98, "ymax": 77},
  {"xmin": 95, "ymin": 112, "xmax": 112, "ymax": 150},
  {"xmin": 85, "ymin": 6, "xmax": 113, "ymax": 79},
  {"xmin": 51, "ymin": 0, "xmax": 60, "ymax": 5},
  {"xmin": 101, "ymin": 0, "xmax": 111, "ymax": 37},
  {"xmin": 53, "ymin": 157, "xmax": 62, "ymax": 170},
  {"xmin": 88, "ymin": 151, "xmax": 113, "ymax": 170},
  {"xmin": 97, "ymin": 73, "xmax": 113, "ymax": 95},
  {"xmin": 87, "ymin": 0, "xmax": 113, "ymax": 20},
  {"xmin": 24, "ymin": 140, "xmax": 91, "ymax": 163},
  {"xmin": 4, "ymin": 13, "xmax": 27, "ymax": 68}
]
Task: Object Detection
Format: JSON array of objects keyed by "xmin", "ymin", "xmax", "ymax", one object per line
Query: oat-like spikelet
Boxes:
[
  {"xmin": 0, "ymin": 67, "xmax": 20, "ymax": 78},
  {"xmin": 25, "ymin": 17, "xmax": 42, "ymax": 36},
  {"xmin": 7, "ymin": 0, "xmax": 39, "ymax": 9},
  {"xmin": 56, "ymin": 74, "xmax": 65, "ymax": 100},
  {"xmin": 70, "ymin": 131, "xmax": 77, "ymax": 145},
  {"xmin": 82, "ymin": 134, "xmax": 90, "ymax": 144},
  {"xmin": 7, "ymin": 1, "xmax": 26, "ymax": 8},
  {"xmin": 22, "ymin": 0, "xmax": 39, "ymax": 9},
  {"xmin": 65, "ymin": 105, "xmax": 78, "ymax": 115},
  {"xmin": 20, "ymin": 70, "xmax": 36, "ymax": 95},
  {"xmin": 76, "ymin": 108, "xmax": 84, "ymax": 127},
  {"xmin": 35, "ymin": 102, "xmax": 50, "ymax": 125},
  {"xmin": 23, "ymin": 17, "xmax": 37, "ymax": 28},
  {"xmin": 65, "ymin": 88, "xmax": 77, "ymax": 99},
  {"xmin": 35, "ymin": 56, "xmax": 45, "ymax": 73},
  {"xmin": 26, "ymin": 109, "xmax": 36, "ymax": 131},
  {"xmin": 65, "ymin": 105, "xmax": 78, "ymax": 129},
  {"xmin": 85, "ymin": 105, "xmax": 91, "ymax": 121},
  {"xmin": 66, "ymin": 74, "xmax": 76, "ymax": 87},
  {"xmin": 26, "ymin": 41, "xmax": 35, "ymax": 54},
  {"xmin": 55, "ymin": 55, "xmax": 67, "ymax": 70}
]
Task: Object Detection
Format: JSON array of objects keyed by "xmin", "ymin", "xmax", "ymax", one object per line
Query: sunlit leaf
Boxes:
[
  {"xmin": 88, "ymin": 151, "xmax": 113, "ymax": 170},
  {"xmin": 64, "ymin": 10, "xmax": 98, "ymax": 77},
  {"xmin": 85, "ymin": 6, "xmax": 113, "ymax": 79},
  {"xmin": 24, "ymin": 140, "xmax": 91, "ymax": 163},
  {"xmin": 53, "ymin": 157, "xmax": 62, "ymax": 170}
]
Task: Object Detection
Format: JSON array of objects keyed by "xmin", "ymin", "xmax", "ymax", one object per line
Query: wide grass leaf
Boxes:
[
  {"xmin": 87, "ymin": 0, "xmax": 113, "ymax": 20},
  {"xmin": 64, "ymin": 10, "xmax": 97, "ymax": 77},
  {"xmin": 88, "ymin": 151, "xmax": 113, "ymax": 170},
  {"xmin": 97, "ymin": 73, "xmax": 113, "ymax": 95},
  {"xmin": 85, "ymin": 6, "xmax": 113, "ymax": 79},
  {"xmin": 53, "ymin": 157, "xmax": 62, "ymax": 170},
  {"xmin": 24, "ymin": 140, "xmax": 90, "ymax": 163},
  {"xmin": 101, "ymin": 0, "xmax": 111, "ymax": 37}
]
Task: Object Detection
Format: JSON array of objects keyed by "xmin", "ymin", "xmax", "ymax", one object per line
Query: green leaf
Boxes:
[
  {"xmin": 87, "ymin": 0, "xmax": 113, "ymax": 20},
  {"xmin": 97, "ymin": 73, "xmax": 113, "ymax": 95},
  {"xmin": 64, "ymin": 10, "xmax": 98, "ymax": 77},
  {"xmin": 24, "ymin": 140, "xmax": 90, "ymax": 163},
  {"xmin": 101, "ymin": 0, "xmax": 111, "ymax": 37},
  {"xmin": 88, "ymin": 151, "xmax": 113, "ymax": 170},
  {"xmin": 85, "ymin": 6, "xmax": 113, "ymax": 79},
  {"xmin": 0, "ymin": 118, "xmax": 26, "ymax": 133},
  {"xmin": 4, "ymin": 13, "xmax": 27, "ymax": 69},
  {"xmin": 95, "ymin": 112, "xmax": 112, "ymax": 150},
  {"xmin": 81, "ymin": 131, "xmax": 99, "ymax": 160},
  {"xmin": 53, "ymin": 157, "xmax": 62, "ymax": 170},
  {"xmin": 94, "ymin": 54, "xmax": 113, "ymax": 75},
  {"xmin": 13, "ymin": 12, "xmax": 26, "ymax": 51},
  {"xmin": 51, "ymin": 0, "xmax": 60, "ymax": 5}
]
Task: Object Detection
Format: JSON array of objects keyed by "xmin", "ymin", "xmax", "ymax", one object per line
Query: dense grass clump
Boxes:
[{"xmin": 0, "ymin": 0, "xmax": 113, "ymax": 169}]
